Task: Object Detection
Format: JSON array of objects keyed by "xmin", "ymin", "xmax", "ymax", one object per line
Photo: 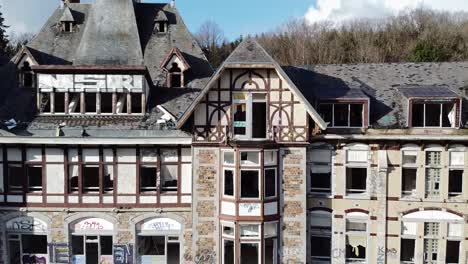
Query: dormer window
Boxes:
[
  {"xmin": 169, "ymin": 63, "xmax": 182, "ymax": 87},
  {"xmin": 400, "ymin": 86, "xmax": 460, "ymax": 128},
  {"xmin": 60, "ymin": 6, "xmax": 75, "ymax": 33},
  {"xmin": 161, "ymin": 48, "xmax": 190, "ymax": 88},
  {"xmin": 319, "ymin": 102, "xmax": 367, "ymax": 128},
  {"xmin": 63, "ymin": 21, "xmax": 73, "ymax": 33},
  {"xmin": 154, "ymin": 10, "xmax": 168, "ymax": 34},
  {"xmin": 19, "ymin": 62, "xmax": 34, "ymax": 87}
]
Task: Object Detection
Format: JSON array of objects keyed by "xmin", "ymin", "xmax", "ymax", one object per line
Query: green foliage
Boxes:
[
  {"xmin": 410, "ymin": 40, "xmax": 448, "ymax": 62},
  {"xmin": 0, "ymin": 5, "xmax": 10, "ymax": 59}
]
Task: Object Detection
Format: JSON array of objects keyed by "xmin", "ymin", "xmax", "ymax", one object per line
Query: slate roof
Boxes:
[
  {"xmin": 224, "ymin": 38, "xmax": 277, "ymax": 65},
  {"xmin": 398, "ymin": 86, "xmax": 459, "ymax": 98},
  {"xmin": 287, "ymin": 63, "xmax": 468, "ymax": 128},
  {"xmin": 59, "ymin": 6, "xmax": 75, "ymax": 22}
]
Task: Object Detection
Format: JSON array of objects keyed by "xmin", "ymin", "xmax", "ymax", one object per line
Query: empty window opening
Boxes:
[
  {"xmin": 240, "ymin": 243, "xmax": 259, "ymax": 264},
  {"xmin": 346, "ymin": 168, "xmax": 367, "ymax": 194},
  {"xmin": 223, "ymin": 240, "xmax": 235, "ymax": 264},
  {"xmin": 54, "ymin": 92, "xmax": 65, "ymax": 113},
  {"xmin": 309, "ymin": 147, "xmax": 332, "ymax": 194},
  {"xmin": 264, "ymin": 238, "xmax": 277, "ymax": 264},
  {"xmin": 8, "ymin": 164, "xmax": 23, "ymax": 192},
  {"xmin": 320, "ymin": 103, "xmax": 364, "ymax": 127},
  {"xmin": 402, "ymin": 168, "xmax": 417, "ymax": 197},
  {"xmin": 140, "ymin": 166, "xmax": 157, "ymax": 192},
  {"xmin": 161, "ymin": 165, "xmax": 178, "ymax": 192},
  {"xmin": 233, "ymin": 103, "xmax": 247, "ymax": 136},
  {"xmin": 72, "ymin": 235, "xmax": 113, "ymax": 263},
  {"xmin": 40, "ymin": 93, "xmax": 51, "ymax": 113},
  {"xmin": 69, "ymin": 165, "xmax": 79, "ymax": 193},
  {"xmin": 100, "ymin": 93, "xmax": 113, "ymax": 114},
  {"xmin": 69, "ymin": 93, "xmax": 81, "ymax": 114},
  {"xmin": 264, "ymin": 169, "xmax": 276, "ymax": 198},
  {"xmin": 116, "ymin": 94, "xmax": 127, "ymax": 114},
  {"xmin": 400, "ymin": 239, "xmax": 415, "ymax": 262},
  {"xmin": 252, "ymin": 94, "xmax": 267, "ymax": 138},
  {"xmin": 82, "ymin": 165, "xmax": 99, "ymax": 193},
  {"xmin": 20, "ymin": 62, "xmax": 33, "ymax": 87},
  {"xmin": 448, "ymin": 170, "xmax": 463, "ymax": 197},
  {"xmin": 240, "ymin": 151, "xmax": 259, "ymax": 166},
  {"xmin": 223, "ymin": 170, "xmax": 234, "ymax": 197},
  {"xmin": 223, "ymin": 151, "xmax": 235, "ymax": 165},
  {"xmin": 169, "ymin": 63, "xmax": 182, "ymax": 88},
  {"xmin": 103, "ymin": 165, "xmax": 114, "ymax": 193},
  {"xmin": 310, "ymin": 212, "xmax": 332, "ymax": 262},
  {"xmin": 63, "ymin": 22, "xmax": 73, "ymax": 32},
  {"xmin": 131, "ymin": 93, "xmax": 143, "ymax": 114},
  {"xmin": 8, "ymin": 234, "xmax": 47, "ymax": 264},
  {"xmin": 85, "ymin": 93, "xmax": 97, "ymax": 113},
  {"xmin": 412, "ymin": 102, "xmax": 457, "ymax": 128},
  {"xmin": 446, "ymin": 241, "xmax": 460, "ymax": 264},
  {"xmin": 240, "ymin": 170, "xmax": 259, "ymax": 198},
  {"xmin": 138, "ymin": 236, "xmax": 180, "ymax": 264},
  {"xmin": 233, "ymin": 93, "xmax": 267, "ymax": 139},
  {"xmin": 345, "ymin": 220, "xmax": 366, "ymax": 262},
  {"xmin": 27, "ymin": 165, "xmax": 42, "ymax": 192}
]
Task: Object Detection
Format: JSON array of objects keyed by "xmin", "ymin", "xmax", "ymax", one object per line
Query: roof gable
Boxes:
[{"xmin": 60, "ymin": 6, "xmax": 75, "ymax": 22}]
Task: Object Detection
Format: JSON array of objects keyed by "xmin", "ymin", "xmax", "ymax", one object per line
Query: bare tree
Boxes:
[
  {"xmin": 7, "ymin": 31, "xmax": 35, "ymax": 57},
  {"xmin": 195, "ymin": 20, "xmax": 226, "ymax": 51}
]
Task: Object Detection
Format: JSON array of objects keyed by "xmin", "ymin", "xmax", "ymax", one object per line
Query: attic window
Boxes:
[
  {"xmin": 155, "ymin": 22, "xmax": 167, "ymax": 33},
  {"xmin": 19, "ymin": 62, "xmax": 34, "ymax": 87},
  {"xmin": 169, "ymin": 63, "xmax": 182, "ymax": 87},
  {"xmin": 319, "ymin": 103, "xmax": 365, "ymax": 128},
  {"xmin": 411, "ymin": 102, "xmax": 457, "ymax": 128},
  {"xmin": 63, "ymin": 22, "xmax": 73, "ymax": 32}
]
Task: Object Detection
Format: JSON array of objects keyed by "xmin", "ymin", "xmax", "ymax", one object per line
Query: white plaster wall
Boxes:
[
  {"xmin": 46, "ymin": 148, "xmax": 64, "ymax": 162},
  {"xmin": 117, "ymin": 164, "xmax": 136, "ymax": 194},
  {"xmin": 46, "ymin": 164, "xmax": 65, "ymax": 194}
]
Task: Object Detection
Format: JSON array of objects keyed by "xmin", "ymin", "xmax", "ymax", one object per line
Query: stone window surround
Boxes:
[
  {"xmin": 309, "ymin": 209, "xmax": 333, "ymax": 263},
  {"xmin": 307, "ymin": 142, "xmax": 334, "ymax": 197},
  {"xmin": 345, "ymin": 212, "xmax": 369, "ymax": 263},
  {"xmin": 343, "ymin": 143, "xmax": 370, "ymax": 198}
]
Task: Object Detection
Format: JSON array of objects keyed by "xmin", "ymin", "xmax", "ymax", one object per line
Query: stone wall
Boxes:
[
  {"xmin": 280, "ymin": 147, "xmax": 307, "ymax": 263},
  {"xmin": 191, "ymin": 148, "xmax": 219, "ymax": 264}
]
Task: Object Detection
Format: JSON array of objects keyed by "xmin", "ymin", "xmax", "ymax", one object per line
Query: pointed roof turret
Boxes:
[
  {"xmin": 154, "ymin": 9, "xmax": 168, "ymax": 22},
  {"xmin": 60, "ymin": 6, "xmax": 75, "ymax": 22}
]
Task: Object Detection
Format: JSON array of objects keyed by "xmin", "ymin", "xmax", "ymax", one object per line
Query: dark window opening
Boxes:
[
  {"xmin": 9, "ymin": 240, "xmax": 20, "ymax": 264},
  {"xmin": 69, "ymin": 165, "xmax": 79, "ymax": 193},
  {"xmin": 334, "ymin": 104, "xmax": 348, "ymax": 126},
  {"xmin": 157, "ymin": 22, "xmax": 166, "ymax": 33},
  {"xmin": 161, "ymin": 165, "xmax": 178, "ymax": 192},
  {"xmin": 264, "ymin": 169, "xmax": 276, "ymax": 198},
  {"xmin": 350, "ymin": 104, "xmax": 363, "ymax": 127},
  {"xmin": 140, "ymin": 166, "xmax": 157, "ymax": 192},
  {"xmin": 346, "ymin": 241, "xmax": 366, "ymax": 259},
  {"xmin": 402, "ymin": 168, "xmax": 417, "ymax": 196},
  {"xmin": 69, "ymin": 93, "xmax": 81, "ymax": 113},
  {"xmin": 234, "ymin": 103, "xmax": 247, "ymax": 136},
  {"xmin": 64, "ymin": 22, "xmax": 73, "ymax": 32},
  {"xmin": 252, "ymin": 102, "xmax": 267, "ymax": 138},
  {"xmin": 223, "ymin": 240, "xmax": 235, "ymax": 264},
  {"xmin": 412, "ymin": 102, "xmax": 457, "ymax": 128},
  {"xmin": 310, "ymin": 236, "xmax": 331, "ymax": 259},
  {"xmin": 400, "ymin": 239, "xmax": 415, "ymax": 262},
  {"xmin": 425, "ymin": 103, "xmax": 441, "ymax": 127},
  {"xmin": 138, "ymin": 236, "xmax": 165, "ymax": 255},
  {"xmin": 449, "ymin": 170, "xmax": 463, "ymax": 197},
  {"xmin": 41, "ymin": 93, "xmax": 51, "ymax": 113},
  {"xmin": 72, "ymin": 236, "xmax": 84, "ymax": 255},
  {"xmin": 20, "ymin": 62, "xmax": 33, "ymax": 87},
  {"xmin": 346, "ymin": 168, "xmax": 367, "ymax": 194},
  {"xmin": 101, "ymin": 93, "xmax": 113, "ymax": 114},
  {"xmin": 240, "ymin": 243, "xmax": 259, "ymax": 264},
  {"xmin": 264, "ymin": 239, "xmax": 276, "ymax": 264},
  {"xmin": 241, "ymin": 170, "xmax": 259, "ymax": 198},
  {"xmin": 412, "ymin": 103, "xmax": 424, "ymax": 127},
  {"xmin": 169, "ymin": 63, "xmax": 182, "ymax": 88},
  {"xmin": 319, "ymin": 104, "xmax": 332, "ymax": 124},
  {"xmin": 167, "ymin": 243, "xmax": 180, "ymax": 264},
  {"xmin": 224, "ymin": 170, "xmax": 234, "ymax": 196},
  {"xmin": 27, "ymin": 166, "xmax": 43, "ymax": 192},
  {"xmin": 8, "ymin": 164, "xmax": 23, "ymax": 192},
  {"xmin": 54, "ymin": 92, "xmax": 65, "ymax": 113},
  {"xmin": 103, "ymin": 165, "xmax": 114, "ymax": 193},
  {"xmin": 100, "ymin": 236, "xmax": 113, "ymax": 255},
  {"xmin": 310, "ymin": 170, "xmax": 331, "ymax": 193},
  {"xmin": 22, "ymin": 235, "xmax": 47, "ymax": 254},
  {"xmin": 446, "ymin": 241, "xmax": 460, "ymax": 263},
  {"xmin": 85, "ymin": 93, "xmax": 97, "ymax": 113},
  {"xmin": 131, "ymin": 93, "xmax": 143, "ymax": 114},
  {"xmin": 83, "ymin": 165, "xmax": 99, "ymax": 193}
]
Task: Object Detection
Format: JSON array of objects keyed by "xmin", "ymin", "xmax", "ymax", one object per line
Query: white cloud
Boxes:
[{"xmin": 305, "ymin": 0, "xmax": 468, "ymax": 24}]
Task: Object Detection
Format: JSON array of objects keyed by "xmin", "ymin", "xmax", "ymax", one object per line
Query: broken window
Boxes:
[
  {"xmin": 72, "ymin": 235, "xmax": 113, "ymax": 262},
  {"xmin": 402, "ymin": 168, "xmax": 417, "ymax": 197},
  {"xmin": 63, "ymin": 21, "xmax": 73, "ymax": 32},
  {"xmin": 85, "ymin": 93, "xmax": 97, "ymax": 113},
  {"xmin": 240, "ymin": 170, "xmax": 259, "ymax": 198},
  {"xmin": 319, "ymin": 103, "xmax": 364, "ymax": 127},
  {"xmin": 103, "ymin": 164, "xmax": 114, "ymax": 193},
  {"xmin": 233, "ymin": 93, "xmax": 268, "ymax": 139},
  {"xmin": 345, "ymin": 219, "xmax": 367, "ymax": 262},
  {"xmin": 116, "ymin": 94, "xmax": 128, "ymax": 114},
  {"xmin": 346, "ymin": 168, "xmax": 367, "ymax": 194},
  {"xmin": 161, "ymin": 165, "xmax": 178, "ymax": 192},
  {"xmin": 131, "ymin": 93, "xmax": 143, "ymax": 114},
  {"xmin": 310, "ymin": 211, "xmax": 332, "ymax": 262},
  {"xmin": 69, "ymin": 164, "xmax": 79, "ymax": 193},
  {"xmin": 411, "ymin": 102, "xmax": 457, "ymax": 128},
  {"xmin": 448, "ymin": 170, "xmax": 463, "ymax": 197},
  {"xmin": 19, "ymin": 62, "xmax": 33, "ymax": 87},
  {"xmin": 169, "ymin": 63, "xmax": 182, "ymax": 87},
  {"xmin": 400, "ymin": 239, "xmax": 415, "ymax": 262},
  {"xmin": 54, "ymin": 92, "xmax": 65, "ymax": 113},
  {"xmin": 264, "ymin": 150, "xmax": 277, "ymax": 166},
  {"xmin": 308, "ymin": 147, "xmax": 332, "ymax": 194},
  {"xmin": 101, "ymin": 93, "xmax": 113, "ymax": 114},
  {"xmin": 140, "ymin": 166, "xmax": 157, "ymax": 192},
  {"xmin": 223, "ymin": 169, "xmax": 234, "ymax": 197},
  {"xmin": 82, "ymin": 165, "xmax": 99, "ymax": 193},
  {"xmin": 424, "ymin": 239, "xmax": 438, "ymax": 263},
  {"xmin": 264, "ymin": 238, "xmax": 277, "ymax": 264},
  {"xmin": 69, "ymin": 93, "xmax": 81, "ymax": 114},
  {"xmin": 446, "ymin": 241, "xmax": 460, "ymax": 264},
  {"xmin": 40, "ymin": 93, "xmax": 51, "ymax": 113},
  {"xmin": 425, "ymin": 151, "xmax": 442, "ymax": 198},
  {"xmin": 223, "ymin": 240, "xmax": 235, "ymax": 264},
  {"xmin": 264, "ymin": 169, "xmax": 276, "ymax": 198},
  {"xmin": 27, "ymin": 165, "xmax": 42, "ymax": 192},
  {"xmin": 240, "ymin": 151, "xmax": 259, "ymax": 166},
  {"xmin": 8, "ymin": 234, "xmax": 48, "ymax": 264},
  {"xmin": 8, "ymin": 164, "xmax": 23, "ymax": 192},
  {"xmin": 223, "ymin": 151, "xmax": 235, "ymax": 165}
]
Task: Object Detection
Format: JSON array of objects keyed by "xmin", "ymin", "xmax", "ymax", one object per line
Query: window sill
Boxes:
[
  {"xmin": 400, "ymin": 196, "xmax": 421, "ymax": 202},
  {"xmin": 344, "ymin": 193, "xmax": 370, "ymax": 200},
  {"xmin": 308, "ymin": 192, "xmax": 333, "ymax": 198}
]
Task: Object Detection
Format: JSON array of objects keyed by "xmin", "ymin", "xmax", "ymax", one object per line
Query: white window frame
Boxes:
[
  {"xmin": 232, "ymin": 92, "xmax": 268, "ymax": 140},
  {"xmin": 320, "ymin": 103, "xmax": 366, "ymax": 128},
  {"xmin": 410, "ymin": 102, "xmax": 458, "ymax": 128},
  {"xmin": 401, "ymin": 145, "xmax": 419, "ymax": 198},
  {"xmin": 344, "ymin": 144, "xmax": 370, "ymax": 197},
  {"xmin": 240, "ymin": 151, "xmax": 260, "ymax": 167},
  {"xmin": 424, "ymin": 146, "xmax": 443, "ymax": 199},
  {"xmin": 308, "ymin": 144, "xmax": 333, "ymax": 196},
  {"xmin": 263, "ymin": 150, "xmax": 277, "ymax": 166},
  {"xmin": 345, "ymin": 213, "xmax": 369, "ymax": 264},
  {"xmin": 222, "ymin": 150, "xmax": 236, "ymax": 166}
]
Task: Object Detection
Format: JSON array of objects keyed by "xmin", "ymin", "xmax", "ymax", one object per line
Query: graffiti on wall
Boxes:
[
  {"xmin": 48, "ymin": 243, "xmax": 69, "ymax": 264},
  {"xmin": 6, "ymin": 217, "xmax": 47, "ymax": 233},
  {"xmin": 22, "ymin": 255, "xmax": 47, "ymax": 264},
  {"xmin": 113, "ymin": 244, "xmax": 134, "ymax": 264}
]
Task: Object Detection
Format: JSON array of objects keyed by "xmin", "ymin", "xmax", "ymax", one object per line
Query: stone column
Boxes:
[
  {"xmin": 376, "ymin": 150, "xmax": 388, "ymax": 264},
  {"xmin": 280, "ymin": 147, "xmax": 307, "ymax": 264}
]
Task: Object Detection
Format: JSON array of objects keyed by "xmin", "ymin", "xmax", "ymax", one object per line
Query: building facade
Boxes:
[{"xmin": 0, "ymin": 0, "xmax": 467, "ymax": 264}]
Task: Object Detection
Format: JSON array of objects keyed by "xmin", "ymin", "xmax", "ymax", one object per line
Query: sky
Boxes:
[{"xmin": 2, "ymin": 0, "xmax": 468, "ymax": 41}]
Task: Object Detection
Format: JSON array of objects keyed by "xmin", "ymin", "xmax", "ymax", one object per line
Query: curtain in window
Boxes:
[{"xmin": 347, "ymin": 235, "xmax": 366, "ymax": 256}]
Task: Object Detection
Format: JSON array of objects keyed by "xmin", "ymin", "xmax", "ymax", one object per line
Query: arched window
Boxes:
[
  {"xmin": 169, "ymin": 63, "xmax": 182, "ymax": 87},
  {"xmin": 345, "ymin": 211, "xmax": 369, "ymax": 263},
  {"xmin": 20, "ymin": 62, "xmax": 33, "ymax": 87}
]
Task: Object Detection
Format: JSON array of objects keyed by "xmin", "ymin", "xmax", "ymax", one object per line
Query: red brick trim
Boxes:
[
  {"xmin": 370, "ymin": 233, "xmax": 377, "ymax": 236},
  {"xmin": 334, "ymin": 195, "xmax": 343, "ymax": 199},
  {"xmin": 345, "ymin": 208, "xmax": 369, "ymax": 214},
  {"xmin": 401, "ymin": 207, "xmax": 464, "ymax": 218},
  {"xmin": 370, "ymin": 197, "xmax": 377, "ymax": 200},
  {"xmin": 370, "ymin": 164, "xmax": 378, "ymax": 167},
  {"xmin": 370, "ymin": 216, "xmax": 377, "ymax": 220},
  {"xmin": 387, "ymin": 217, "xmax": 399, "ymax": 221},
  {"xmin": 309, "ymin": 207, "xmax": 333, "ymax": 213},
  {"xmin": 387, "ymin": 197, "xmax": 399, "ymax": 201},
  {"xmin": 334, "ymin": 215, "xmax": 343, "ymax": 218},
  {"xmin": 333, "ymin": 163, "xmax": 343, "ymax": 166},
  {"xmin": 386, "ymin": 234, "xmax": 399, "ymax": 238}
]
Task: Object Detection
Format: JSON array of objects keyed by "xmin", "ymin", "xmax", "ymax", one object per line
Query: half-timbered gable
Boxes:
[{"xmin": 179, "ymin": 39, "xmax": 326, "ymax": 143}]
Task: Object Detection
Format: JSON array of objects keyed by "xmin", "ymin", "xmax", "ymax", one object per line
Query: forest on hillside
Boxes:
[{"xmin": 195, "ymin": 8, "xmax": 468, "ymax": 68}]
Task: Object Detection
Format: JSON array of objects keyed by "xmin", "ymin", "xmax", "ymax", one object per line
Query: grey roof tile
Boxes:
[
  {"xmin": 225, "ymin": 38, "xmax": 276, "ymax": 65},
  {"xmin": 398, "ymin": 85, "xmax": 459, "ymax": 98}
]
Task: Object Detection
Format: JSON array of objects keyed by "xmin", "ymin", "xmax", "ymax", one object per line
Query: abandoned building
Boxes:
[{"xmin": 0, "ymin": 0, "xmax": 467, "ymax": 263}]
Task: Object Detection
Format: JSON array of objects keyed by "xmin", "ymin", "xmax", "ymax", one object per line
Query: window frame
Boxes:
[
  {"xmin": 345, "ymin": 214, "xmax": 368, "ymax": 262},
  {"xmin": 401, "ymin": 146, "xmax": 419, "ymax": 198},
  {"xmin": 239, "ymin": 169, "xmax": 261, "ymax": 200},
  {"xmin": 319, "ymin": 102, "xmax": 366, "ymax": 128},
  {"xmin": 232, "ymin": 92, "xmax": 268, "ymax": 140},
  {"xmin": 410, "ymin": 101, "xmax": 458, "ymax": 128},
  {"xmin": 223, "ymin": 168, "xmax": 236, "ymax": 198},
  {"xmin": 424, "ymin": 147, "xmax": 443, "ymax": 199},
  {"xmin": 308, "ymin": 144, "xmax": 333, "ymax": 196},
  {"xmin": 309, "ymin": 210, "xmax": 332, "ymax": 263}
]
